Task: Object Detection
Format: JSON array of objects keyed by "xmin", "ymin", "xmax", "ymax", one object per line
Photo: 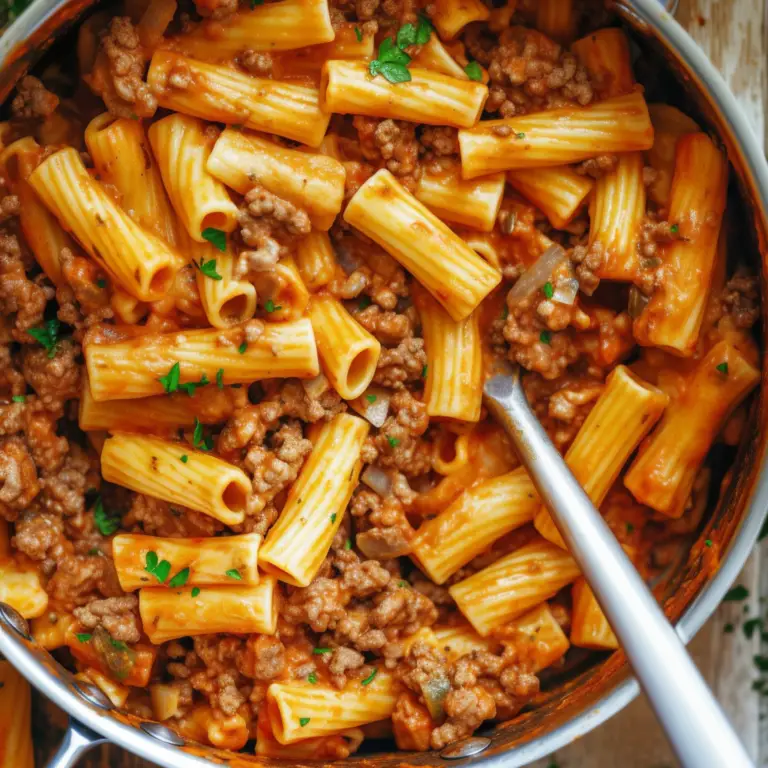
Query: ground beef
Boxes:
[
  {"xmin": 239, "ymin": 50, "xmax": 273, "ymax": 76},
  {"xmin": 239, "ymin": 635, "xmax": 286, "ymax": 681},
  {"xmin": 720, "ymin": 272, "xmax": 760, "ymax": 329},
  {"xmin": 236, "ymin": 185, "xmax": 311, "ymax": 277},
  {"xmin": 0, "ymin": 437, "xmax": 39, "ymax": 516},
  {"xmin": 55, "ymin": 249, "xmax": 113, "ymax": 336},
  {"xmin": 569, "ymin": 241, "xmax": 605, "ymax": 295},
  {"xmin": 194, "ymin": 0, "xmax": 238, "ymax": 20},
  {"xmin": 354, "ymin": 304, "xmax": 417, "ymax": 345},
  {"xmin": 373, "ymin": 338, "xmax": 427, "ymax": 388},
  {"xmin": 0, "ymin": 195, "xmax": 21, "ymax": 224},
  {"xmin": 11, "ymin": 76, "xmax": 59, "ymax": 119},
  {"xmin": 328, "ymin": 646, "xmax": 366, "ymax": 688},
  {"xmin": 392, "ymin": 691, "xmax": 433, "ymax": 751},
  {"xmin": 419, "ymin": 126, "xmax": 459, "ymax": 158},
  {"xmin": 122, "ymin": 493, "xmax": 222, "ymax": 537},
  {"xmin": 90, "ymin": 18, "xmax": 157, "ymax": 119},
  {"xmin": 476, "ymin": 26, "xmax": 593, "ymax": 118},
  {"xmin": 354, "ymin": 117, "xmax": 421, "ymax": 192},
  {"xmin": 575, "ymin": 154, "xmax": 619, "ymax": 178},
  {"xmin": 72, "ymin": 595, "xmax": 141, "ymax": 643},
  {"xmin": 21, "ymin": 341, "xmax": 81, "ymax": 412}
]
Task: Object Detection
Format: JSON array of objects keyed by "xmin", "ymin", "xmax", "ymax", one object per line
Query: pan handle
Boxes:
[{"xmin": 45, "ymin": 717, "xmax": 107, "ymax": 768}]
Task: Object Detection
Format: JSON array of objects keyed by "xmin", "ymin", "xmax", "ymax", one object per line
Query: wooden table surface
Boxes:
[{"xmin": 34, "ymin": 1, "xmax": 768, "ymax": 766}]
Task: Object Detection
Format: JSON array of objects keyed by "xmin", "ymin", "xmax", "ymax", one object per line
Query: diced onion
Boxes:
[
  {"xmin": 552, "ymin": 277, "xmax": 580, "ymax": 306},
  {"xmin": 335, "ymin": 242, "xmax": 363, "ymax": 275},
  {"xmin": 421, "ymin": 676, "xmax": 451, "ymax": 720},
  {"xmin": 507, "ymin": 245, "xmax": 568, "ymax": 305},
  {"xmin": 349, "ymin": 387, "xmax": 391, "ymax": 427},
  {"xmin": 302, "ymin": 373, "xmax": 330, "ymax": 400},
  {"xmin": 362, "ymin": 465, "xmax": 393, "ymax": 497},
  {"xmin": 628, "ymin": 285, "xmax": 650, "ymax": 318}
]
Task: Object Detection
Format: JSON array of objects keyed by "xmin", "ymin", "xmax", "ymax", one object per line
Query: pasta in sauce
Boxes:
[{"xmin": 0, "ymin": 0, "xmax": 761, "ymax": 757}]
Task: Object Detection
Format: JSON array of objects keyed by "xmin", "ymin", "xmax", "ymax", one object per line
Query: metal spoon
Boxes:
[{"xmin": 483, "ymin": 366, "xmax": 753, "ymax": 768}]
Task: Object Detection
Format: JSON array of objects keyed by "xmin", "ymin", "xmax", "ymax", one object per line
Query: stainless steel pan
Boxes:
[{"xmin": 1, "ymin": 0, "xmax": 768, "ymax": 765}]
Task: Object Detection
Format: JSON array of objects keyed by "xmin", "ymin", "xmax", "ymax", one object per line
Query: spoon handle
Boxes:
[{"xmin": 484, "ymin": 372, "xmax": 753, "ymax": 768}]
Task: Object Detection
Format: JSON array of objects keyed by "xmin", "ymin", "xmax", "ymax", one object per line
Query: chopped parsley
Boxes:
[
  {"xmin": 344, "ymin": 538, "xmax": 352, "ymax": 550},
  {"xmin": 145, "ymin": 551, "xmax": 172, "ymax": 584},
  {"xmin": 28, "ymin": 318, "xmax": 61, "ymax": 358},
  {"xmin": 369, "ymin": 36, "xmax": 413, "ymax": 84},
  {"xmin": 264, "ymin": 298, "xmax": 282, "ymax": 313},
  {"xmin": 225, "ymin": 568, "xmax": 242, "ymax": 580},
  {"xmin": 387, "ymin": 436, "xmax": 400, "ymax": 448},
  {"xmin": 93, "ymin": 497, "xmax": 121, "ymax": 536},
  {"xmin": 395, "ymin": 14, "xmax": 432, "ymax": 48},
  {"xmin": 196, "ymin": 256, "xmax": 223, "ymax": 281},
  {"xmin": 11, "ymin": 395, "xmax": 25, "ymax": 403},
  {"xmin": 354, "ymin": 26, "xmax": 363, "ymax": 42},
  {"xmin": 366, "ymin": 394, "xmax": 377, "ymax": 403},
  {"xmin": 216, "ymin": 368, "xmax": 225, "ymax": 389},
  {"xmin": 421, "ymin": 364, "xmax": 428, "ymax": 379},
  {"xmin": 361, "ymin": 668, "xmax": 378, "ymax": 686},
  {"xmin": 87, "ymin": 548, "xmax": 103, "ymax": 556},
  {"xmin": 312, "ymin": 647, "xmax": 332, "ymax": 655},
  {"xmin": 180, "ymin": 455, "xmax": 189, "ymax": 464},
  {"xmin": 705, "ymin": 538, "xmax": 713, "ymax": 547},
  {"xmin": 158, "ymin": 362, "xmax": 181, "ymax": 394},
  {"xmin": 516, "ymin": 132, "xmax": 526, "ymax": 139},
  {"xmin": 539, "ymin": 330, "xmax": 552, "ymax": 345},
  {"xmin": 96, "ymin": 279, "xmax": 107, "ymax": 289},
  {"xmin": 76, "ymin": 633, "xmax": 92, "ymax": 643},
  {"xmin": 193, "ymin": 418, "xmax": 214, "ymax": 451},
  {"xmin": 723, "ymin": 585, "xmax": 749, "ymax": 602},
  {"xmin": 191, "ymin": 587, "xmax": 201, "ymax": 597},
  {"xmin": 330, "ymin": 513, "xmax": 337, "ymax": 523},
  {"xmin": 168, "ymin": 567, "xmax": 190, "ymax": 588},
  {"xmin": 716, "ymin": 362, "xmax": 729, "ymax": 376},
  {"xmin": 670, "ymin": 224, "xmax": 679, "ymax": 234},
  {"xmin": 626, "ymin": 523, "xmax": 635, "ymax": 534},
  {"xmin": 201, "ymin": 227, "xmax": 227, "ymax": 252},
  {"xmin": 308, "ymin": 672, "xmax": 318, "ymax": 684},
  {"xmin": 542, "ymin": 281, "xmax": 554, "ymax": 299},
  {"xmin": 110, "ymin": 638, "xmax": 129, "ymax": 651},
  {"xmin": 464, "ymin": 61, "xmax": 483, "ymax": 81},
  {"xmin": 299, "ymin": 717, "xmax": 311, "ymax": 727},
  {"xmin": 238, "ymin": 341, "xmax": 248, "ymax": 354}
]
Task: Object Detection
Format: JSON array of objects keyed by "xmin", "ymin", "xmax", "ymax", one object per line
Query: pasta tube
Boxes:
[
  {"xmin": 344, "ymin": 169, "xmax": 501, "ymax": 321},
  {"xmin": 251, "ymin": 257, "xmax": 310, "ymax": 322},
  {"xmin": 411, "ymin": 35, "xmax": 469, "ymax": 79},
  {"xmin": 266, "ymin": 671, "xmax": 398, "ymax": 744},
  {"xmin": 0, "ymin": 662, "xmax": 34, "ymax": 768},
  {"xmin": 188, "ymin": 237, "xmax": 257, "ymax": 329},
  {"xmin": 139, "ymin": 576, "xmax": 279, "ymax": 643},
  {"xmin": 411, "ymin": 467, "xmax": 539, "ymax": 584},
  {"xmin": 113, "ymin": 532, "xmax": 261, "ymax": 591},
  {"xmin": 0, "ymin": 560, "xmax": 48, "ymax": 619},
  {"xmin": 256, "ymin": 711, "xmax": 364, "ymax": 759},
  {"xmin": 147, "ymin": 50, "xmax": 331, "ymax": 147},
  {"xmin": 149, "ymin": 114, "xmax": 238, "ymax": 241},
  {"xmin": 458, "ymin": 90, "xmax": 654, "ymax": 178},
  {"xmin": 625, "ymin": 341, "xmax": 760, "ymax": 518},
  {"xmin": 28, "ymin": 147, "xmax": 180, "ymax": 301},
  {"xmin": 308, "ymin": 294, "xmax": 380, "ymax": 400},
  {"xmin": 101, "ymin": 433, "xmax": 251, "ymax": 526},
  {"xmin": 507, "ymin": 165, "xmax": 593, "ymax": 229},
  {"xmin": 498, "ymin": 603, "xmax": 570, "ymax": 672},
  {"xmin": 414, "ymin": 286, "xmax": 482, "ymax": 422},
  {"xmin": 84, "ymin": 319, "xmax": 319, "ymax": 401},
  {"xmin": 85, "ymin": 113, "xmax": 179, "ymax": 245},
  {"xmin": 633, "ymin": 133, "xmax": 728, "ymax": 355},
  {"xmin": 414, "ymin": 165, "xmax": 505, "ymax": 232},
  {"xmin": 534, "ymin": 365, "xmax": 668, "ymax": 548},
  {"xmin": 178, "ymin": 0, "xmax": 334, "ymax": 59},
  {"xmin": 433, "ymin": 624, "xmax": 494, "ymax": 660},
  {"xmin": 260, "ymin": 413, "xmax": 369, "ymax": 586},
  {"xmin": 431, "ymin": 0, "xmax": 489, "ymax": 40},
  {"xmin": 75, "ymin": 667, "xmax": 131, "ymax": 708},
  {"xmin": 449, "ymin": 537, "xmax": 580, "ymax": 636},
  {"xmin": 207, "ymin": 129, "xmax": 345, "ymax": 231},
  {"xmin": 295, "ymin": 230, "xmax": 338, "ymax": 290},
  {"xmin": 571, "ymin": 28, "xmax": 634, "ymax": 98},
  {"xmin": 536, "ymin": 0, "xmax": 575, "ymax": 42},
  {"xmin": 590, "ymin": 152, "xmax": 646, "ymax": 281},
  {"xmin": 321, "ymin": 61, "xmax": 488, "ymax": 129},
  {"xmin": 570, "ymin": 578, "xmax": 618, "ymax": 650}
]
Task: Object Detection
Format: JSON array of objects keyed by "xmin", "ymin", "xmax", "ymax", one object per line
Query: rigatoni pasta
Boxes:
[
  {"xmin": 295, "ymin": 230, "xmax": 338, "ymax": 291},
  {"xmin": 344, "ymin": 169, "xmax": 501, "ymax": 321},
  {"xmin": 430, "ymin": 0, "xmax": 489, "ymax": 39},
  {"xmin": 570, "ymin": 577, "xmax": 618, "ymax": 650},
  {"xmin": 101, "ymin": 433, "xmax": 251, "ymax": 526}
]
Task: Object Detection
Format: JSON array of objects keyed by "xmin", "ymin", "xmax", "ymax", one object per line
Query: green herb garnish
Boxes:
[
  {"xmin": 216, "ymin": 368, "xmax": 224, "ymax": 389},
  {"xmin": 238, "ymin": 341, "xmax": 247, "ymax": 354},
  {"xmin": 395, "ymin": 14, "xmax": 432, "ymax": 49},
  {"xmin": 196, "ymin": 256, "xmax": 223, "ymax": 281},
  {"xmin": 93, "ymin": 497, "xmax": 120, "ymax": 536},
  {"xmin": 96, "ymin": 279, "xmax": 106, "ymax": 288},
  {"xmin": 158, "ymin": 362, "xmax": 181, "ymax": 394},
  {"xmin": 312, "ymin": 647, "xmax": 332, "ymax": 655},
  {"xmin": 180, "ymin": 455, "xmax": 189, "ymax": 464},
  {"xmin": 366, "ymin": 394, "xmax": 377, "ymax": 403},
  {"xmin": 361, "ymin": 668, "xmax": 378, "ymax": 686},
  {"xmin": 28, "ymin": 318, "xmax": 61, "ymax": 358},
  {"xmin": 191, "ymin": 587, "xmax": 201, "ymax": 597},
  {"xmin": 308, "ymin": 672, "xmax": 318, "ymax": 684},
  {"xmin": 369, "ymin": 37, "xmax": 412, "ymax": 84},
  {"xmin": 193, "ymin": 418, "xmax": 213, "ymax": 451},
  {"xmin": 330, "ymin": 513, "xmax": 337, "ymax": 523},
  {"xmin": 76, "ymin": 633, "xmax": 92, "ymax": 643},
  {"xmin": 464, "ymin": 61, "xmax": 483, "ymax": 81},
  {"xmin": 264, "ymin": 298, "xmax": 282, "ymax": 313},
  {"xmin": 202, "ymin": 228, "xmax": 227, "ymax": 252},
  {"xmin": 145, "ymin": 551, "xmax": 172, "ymax": 584},
  {"xmin": 225, "ymin": 568, "xmax": 242, "ymax": 580},
  {"xmin": 358, "ymin": 295, "xmax": 372, "ymax": 310},
  {"xmin": 299, "ymin": 717, "xmax": 311, "ymax": 727},
  {"xmin": 11, "ymin": 395, "xmax": 25, "ymax": 403},
  {"xmin": 168, "ymin": 568, "xmax": 190, "ymax": 588},
  {"xmin": 716, "ymin": 362, "xmax": 729, "ymax": 376},
  {"xmin": 354, "ymin": 26, "xmax": 362, "ymax": 42},
  {"xmin": 542, "ymin": 282, "xmax": 554, "ymax": 299},
  {"xmin": 387, "ymin": 436, "xmax": 400, "ymax": 448},
  {"xmin": 539, "ymin": 330, "xmax": 552, "ymax": 345},
  {"xmin": 344, "ymin": 538, "xmax": 352, "ymax": 550}
]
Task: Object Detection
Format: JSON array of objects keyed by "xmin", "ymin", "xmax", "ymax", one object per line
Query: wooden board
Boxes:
[{"xmin": 33, "ymin": 1, "xmax": 767, "ymax": 766}]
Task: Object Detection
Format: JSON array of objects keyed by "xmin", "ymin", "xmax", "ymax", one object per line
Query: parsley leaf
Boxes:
[
  {"xmin": 193, "ymin": 418, "xmax": 214, "ymax": 451},
  {"xmin": 146, "ymin": 551, "xmax": 158, "ymax": 572},
  {"xmin": 312, "ymin": 647, "xmax": 332, "ymax": 655},
  {"xmin": 344, "ymin": 538, "xmax": 352, "ymax": 550},
  {"xmin": 28, "ymin": 318, "xmax": 61, "ymax": 358},
  {"xmin": 145, "ymin": 551, "xmax": 172, "ymax": 583},
  {"xmin": 191, "ymin": 587, "xmax": 201, "ymax": 597},
  {"xmin": 225, "ymin": 568, "xmax": 242, "ymax": 580},
  {"xmin": 196, "ymin": 256, "xmax": 223, "ymax": 281},
  {"xmin": 361, "ymin": 668, "xmax": 378, "ymax": 686},
  {"xmin": 11, "ymin": 395, "xmax": 25, "ymax": 403},
  {"xmin": 168, "ymin": 567, "xmax": 190, "ymax": 588},
  {"xmin": 464, "ymin": 61, "xmax": 483, "ymax": 81},
  {"xmin": 308, "ymin": 672, "xmax": 317, "ymax": 684},
  {"xmin": 93, "ymin": 497, "xmax": 121, "ymax": 536},
  {"xmin": 76, "ymin": 633, "xmax": 92, "ymax": 643},
  {"xmin": 705, "ymin": 538, "xmax": 713, "ymax": 547},
  {"xmin": 180, "ymin": 455, "xmax": 189, "ymax": 464},
  {"xmin": 238, "ymin": 341, "xmax": 248, "ymax": 354},
  {"xmin": 354, "ymin": 26, "xmax": 363, "ymax": 42},
  {"xmin": 366, "ymin": 394, "xmax": 377, "ymax": 403},
  {"xmin": 396, "ymin": 22, "xmax": 418, "ymax": 48},
  {"xmin": 540, "ymin": 330, "xmax": 552, "ymax": 345},
  {"xmin": 421, "ymin": 364, "xmax": 428, "ymax": 379},
  {"xmin": 299, "ymin": 717, "xmax": 311, "ymax": 727},
  {"xmin": 179, "ymin": 373, "xmax": 209, "ymax": 397},
  {"xmin": 369, "ymin": 37, "xmax": 412, "ymax": 83},
  {"xmin": 202, "ymin": 228, "xmax": 227, "ymax": 252},
  {"xmin": 543, "ymin": 281, "xmax": 554, "ymax": 299},
  {"xmin": 264, "ymin": 298, "xmax": 282, "ymax": 313},
  {"xmin": 158, "ymin": 362, "xmax": 181, "ymax": 394},
  {"xmin": 387, "ymin": 436, "xmax": 400, "ymax": 448},
  {"xmin": 670, "ymin": 223, "xmax": 679, "ymax": 234},
  {"xmin": 96, "ymin": 279, "xmax": 107, "ymax": 289},
  {"xmin": 330, "ymin": 513, "xmax": 337, "ymax": 523},
  {"xmin": 216, "ymin": 368, "xmax": 225, "ymax": 389},
  {"xmin": 716, "ymin": 362, "xmax": 729, "ymax": 376}
]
